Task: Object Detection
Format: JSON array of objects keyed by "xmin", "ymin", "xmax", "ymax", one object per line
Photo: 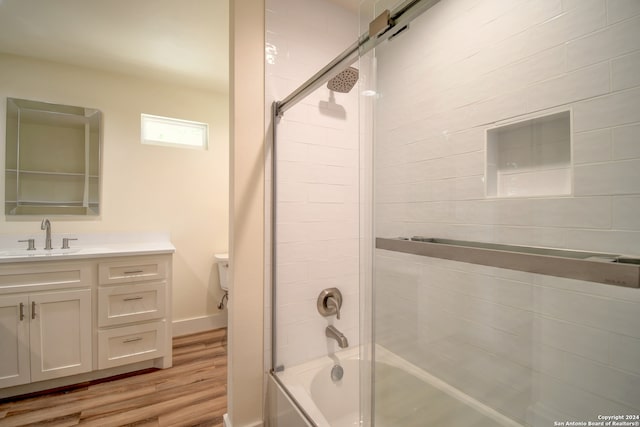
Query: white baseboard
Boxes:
[
  {"xmin": 222, "ymin": 414, "xmax": 263, "ymax": 427},
  {"xmin": 172, "ymin": 312, "xmax": 227, "ymax": 337}
]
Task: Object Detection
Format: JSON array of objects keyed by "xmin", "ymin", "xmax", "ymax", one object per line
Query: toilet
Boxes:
[{"xmin": 214, "ymin": 253, "xmax": 229, "ymax": 309}]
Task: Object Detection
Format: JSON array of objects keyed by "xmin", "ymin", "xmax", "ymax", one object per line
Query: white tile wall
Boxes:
[
  {"xmin": 267, "ymin": 0, "xmax": 359, "ymax": 369},
  {"xmin": 573, "ymin": 128, "xmax": 612, "ymax": 164},
  {"xmin": 566, "ymin": 14, "xmax": 640, "ymax": 70},
  {"xmin": 613, "ymin": 196, "xmax": 640, "ymax": 230},
  {"xmin": 373, "ymin": 0, "xmax": 640, "ymax": 423},
  {"xmin": 573, "ymin": 87, "xmax": 640, "ymax": 132},
  {"xmin": 377, "ymin": 251, "xmax": 640, "ymax": 425},
  {"xmin": 526, "ymin": 62, "xmax": 610, "ymax": 111},
  {"xmin": 612, "ymin": 123, "xmax": 640, "ymax": 160},
  {"xmin": 606, "ymin": 0, "xmax": 640, "ymax": 24},
  {"xmin": 574, "ymin": 159, "xmax": 640, "ymax": 196},
  {"xmin": 612, "ymin": 50, "xmax": 640, "ymax": 91}
]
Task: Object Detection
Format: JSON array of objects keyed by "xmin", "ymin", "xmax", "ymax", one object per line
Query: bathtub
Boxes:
[
  {"xmin": 276, "ymin": 346, "xmax": 522, "ymax": 427},
  {"xmin": 276, "ymin": 347, "xmax": 362, "ymax": 427}
]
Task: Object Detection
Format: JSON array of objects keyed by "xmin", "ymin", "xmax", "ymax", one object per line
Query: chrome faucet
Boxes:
[
  {"xmin": 326, "ymin": 325, "xmax": 349, "ymax": 348},
  {"xmin": 41, "ymin": 218, "xmax": 52, "ymax": 250}
]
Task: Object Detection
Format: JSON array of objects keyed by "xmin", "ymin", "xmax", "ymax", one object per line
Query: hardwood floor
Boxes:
[{"xmin": 0, "ymin": 328, "xmax": 227, "ymax": 427}]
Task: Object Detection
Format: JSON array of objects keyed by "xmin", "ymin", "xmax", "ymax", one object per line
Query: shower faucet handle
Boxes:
[
  {"xmin": 326, "ymin": 296, "xmax": 341, "ymax": 320},
  {"xmin": 317, "ymin": 288, "xmax": 343, "ymax": 319}
]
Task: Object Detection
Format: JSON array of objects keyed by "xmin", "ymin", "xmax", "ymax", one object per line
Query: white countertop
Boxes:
[{"xmin": 0, "ymin": 232, "xmax": 175, "ymax": 263}]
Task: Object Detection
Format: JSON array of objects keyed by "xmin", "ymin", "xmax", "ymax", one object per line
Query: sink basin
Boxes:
[{"xmin": 0, "ymin": 248, "xmax": 82, "ymax": 257}]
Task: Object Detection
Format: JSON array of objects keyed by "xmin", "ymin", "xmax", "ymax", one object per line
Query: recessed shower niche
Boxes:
[{"xmin": 486, "ymin": 111, "xmax": 571, "ymax": 198}]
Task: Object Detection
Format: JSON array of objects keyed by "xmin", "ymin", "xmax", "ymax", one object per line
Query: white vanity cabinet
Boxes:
[
  {"xmin": 26, "ymin": 289, "xmax": 92, "ymax": 382},
  {"xmin": 97, "ymin": 256, "xmax": 170, "ymax": 369},
  {"xmin": 0, "ymin": 247, "xmax": 173, "ymax": 399},
  {"xmin": 0, "ymin": 294, "xmax": 30, "ymax": 388},
  {"xmin": 0, "ymin": 264, "xmax": 92, "ymax": 389}
]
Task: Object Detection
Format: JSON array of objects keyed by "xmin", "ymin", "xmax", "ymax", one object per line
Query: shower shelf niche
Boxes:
[
  {"xmin": 376, "ymin": 237, "xmax": 640, "ymax": 288},
  {"xmin": 486, "ymin": 111, "xmax": 571, "ymax": 198}
]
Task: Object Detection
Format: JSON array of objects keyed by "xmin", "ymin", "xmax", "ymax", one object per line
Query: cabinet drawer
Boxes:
[
  {"xmin": 98, "ymin": 257, "xmax": 167, "ymax": 285},
  {"xmin": 98, "ymin": 282, "xmax": 166, "ymax": 327},
  {"xmin": 0, "ymin": 262, "xmax": 92, "ymax": 294},
  {"xmin": 98, "ymin": 321, "xmax": 166, "ymax": 369}
]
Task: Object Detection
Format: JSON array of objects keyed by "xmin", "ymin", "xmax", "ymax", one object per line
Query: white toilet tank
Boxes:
[{"xmin": 214, "ymin": 253, "xmax": 229, "ymax": 291}]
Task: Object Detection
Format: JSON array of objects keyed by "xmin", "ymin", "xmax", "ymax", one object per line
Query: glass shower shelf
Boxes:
[{"xmin": 375, "ymin": 237, "xmax": 640, "ymax": 288}]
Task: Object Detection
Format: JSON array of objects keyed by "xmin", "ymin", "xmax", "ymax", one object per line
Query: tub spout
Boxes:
[{"xmin": 326, "ymin": 325, "xmax": 348, "ymax": 348}]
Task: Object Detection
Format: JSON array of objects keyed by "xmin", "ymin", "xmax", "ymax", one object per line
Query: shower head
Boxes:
[{"xmin": 327, "ymin": 67, "xmax": 359, "ymax": 93}]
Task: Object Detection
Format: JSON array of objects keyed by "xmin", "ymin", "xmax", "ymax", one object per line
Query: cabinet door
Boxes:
[
  {"xmin": 0, "ymin": 295, "xmax": 30, "ymax": 387},
  {"xmin": 29, "ymin": 289, "xmax": 92, "ymax": 382}
]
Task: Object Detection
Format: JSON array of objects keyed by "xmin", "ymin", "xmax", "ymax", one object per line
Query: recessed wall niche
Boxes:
[{"xmin": 486, "ymin": 111, "xmax": 571, "ymax": 198}]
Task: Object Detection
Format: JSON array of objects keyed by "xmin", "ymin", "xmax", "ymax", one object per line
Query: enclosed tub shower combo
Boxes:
[{"xmin": 267, "ymin": 0, "xmax": 640, "ymax": 426}]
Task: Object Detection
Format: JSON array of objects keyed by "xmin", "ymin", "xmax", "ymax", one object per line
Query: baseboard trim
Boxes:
[
  {"xmin": 172, "ymin": 312, "xmax": 227, "ymax": 337},
  {"xmin": 222, "ymin": 414, "xmax": 263, "ymax": 427}
]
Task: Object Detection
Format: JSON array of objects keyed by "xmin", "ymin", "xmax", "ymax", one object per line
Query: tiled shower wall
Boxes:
[
  {"xmin": 266, "ymin": 0, "xmax": 359, "ymax": 368},
  {"xmin": 374, "ymin": 0, "xmax": 640, "ymax": 425}
]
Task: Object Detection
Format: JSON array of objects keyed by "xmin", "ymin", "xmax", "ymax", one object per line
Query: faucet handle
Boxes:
[
  {"xmin": 326, "ymin": 296, "xmax": 341, "ymax": 320},
  {"xmin": 18, "ymin": 239, "xmax": 36, "ymax": 251},
  {"xmin": 61, "ymin": 238, "xmax": 78, "ymax": 249},
  {"xmin": 317, "ymin": 288, "xmax": 343, "ymax": 320}
]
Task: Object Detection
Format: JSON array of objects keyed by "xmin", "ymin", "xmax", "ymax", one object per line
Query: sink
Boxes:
[{"xmin": 0, "ymin": 248, "xmax": 82, "ymax": 257}]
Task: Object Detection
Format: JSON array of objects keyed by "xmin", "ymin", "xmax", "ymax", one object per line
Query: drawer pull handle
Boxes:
[
  {"xmin": 124, "ymin": 270, "xmax": 144, "ymax": 275},
  {"xmin": 123, "ymin": 337, "xmax": 143, "ymax": 343},
  {"xmin": 31, "ymin": 301, "xmax": 36, "ymax": 319},
  {"xmin": 123, "ymin": 296, "xmax": 143, "ymax": 301},
  {"xmin": 19, "ymin": 302, "xmax": 25, "ymax": 321}
]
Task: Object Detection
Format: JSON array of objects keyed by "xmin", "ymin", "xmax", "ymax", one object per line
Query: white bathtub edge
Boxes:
[
  {"xmin": 376, "ymin": 345, "xmax": 523, "ymax": 427},
  {"xmin": 276, "ymin": 344, "xmax": 523, "ymax": 427}
]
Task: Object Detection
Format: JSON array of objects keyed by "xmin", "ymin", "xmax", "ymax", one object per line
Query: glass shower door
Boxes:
[{"xmin": 368, "ymin": 0, "xmax": 640, "ymax": 425}]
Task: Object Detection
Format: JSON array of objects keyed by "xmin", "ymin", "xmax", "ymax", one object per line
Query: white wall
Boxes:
[
  {"xmin": 266, "ymin": 0, "xmax": 360, "ymax": 369},
  {"xmin": 0, "ymin": 53, "xmax": 229, "ymax": 327},
  {"xmin": 373, "ymin": 0, "xmax": 640, "ymax": 425},
  {"xmin": 228, "ymin": 1, "xmax": 265, "ymax": 426}
]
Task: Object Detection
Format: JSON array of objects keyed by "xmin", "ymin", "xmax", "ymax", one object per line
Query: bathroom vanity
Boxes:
[{"xmin": 0, "ymin": 238, "xmax": 173, "ymax": 399}]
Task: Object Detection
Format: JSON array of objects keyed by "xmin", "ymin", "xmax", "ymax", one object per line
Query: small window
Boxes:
[{"xmin": 141, "ymin": 114, "xmax": 208, "ymax": 150}]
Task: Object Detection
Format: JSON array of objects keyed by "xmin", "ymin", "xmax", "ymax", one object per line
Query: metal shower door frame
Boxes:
[
  {"xmin": 270, "ymin": 0, "xmax": 442, "ymax": 374},
  {"xmin": 268, "ymin": 1, "xmax": 442, "ymax": 425}
]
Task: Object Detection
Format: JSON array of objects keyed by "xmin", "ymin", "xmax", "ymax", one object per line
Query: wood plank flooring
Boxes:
[{"xmin": 0, "ymin": 328, "xmax": 227, "ymax": 427}]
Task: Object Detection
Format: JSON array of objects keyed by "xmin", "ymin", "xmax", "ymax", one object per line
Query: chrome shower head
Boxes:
[{"xmin": 327, "ymin": 67, "xmax": 359, "ymax": 93}]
